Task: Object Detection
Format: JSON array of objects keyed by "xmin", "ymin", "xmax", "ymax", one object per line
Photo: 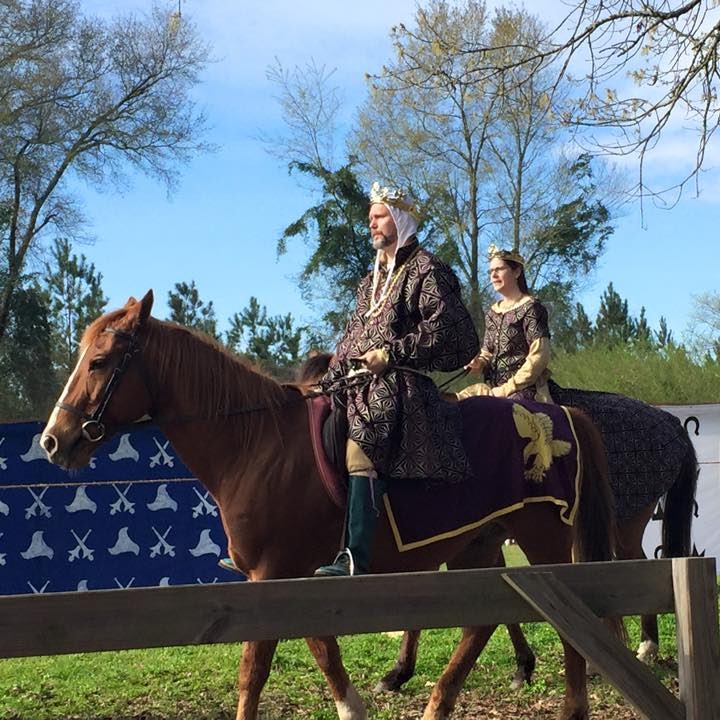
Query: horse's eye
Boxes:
[{"xmin": 89, "ymin": 357, "xmax": 107, "ymax": 371}]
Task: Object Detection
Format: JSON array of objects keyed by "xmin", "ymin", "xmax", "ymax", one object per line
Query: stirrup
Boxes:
[
  {"xmin": 218, "ymin": 557, "xmax": 245, "ymax": 575},
  {"xmin": 314, "ymin": 549, "xmax": 355, "ymax": 577}
]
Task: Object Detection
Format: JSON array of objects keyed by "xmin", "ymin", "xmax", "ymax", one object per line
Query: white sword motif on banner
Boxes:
[
  {"xmin": 149, "ymin": 526, "xmax": 175, "ymax": 557},
  {"xmin": 68, "ymin": 529, "xmax": 94, "ymax": 562},
  {"xmin": 25, "ymin": 487, "xmax": 52, "ymax": 519}
]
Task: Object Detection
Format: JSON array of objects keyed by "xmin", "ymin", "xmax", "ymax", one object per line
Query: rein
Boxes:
[
  {"xmin": 436, "ymin": 367, "xmax": 470, "ymax": 390},
  {"xmin": 57, "ymin": 327, "xmax": 468, "ymax": 443},
  {"xmin": 315, "ymin": 364, "xmax": 470, "ymax": 395}
]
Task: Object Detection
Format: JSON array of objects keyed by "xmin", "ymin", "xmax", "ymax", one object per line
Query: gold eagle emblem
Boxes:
[{"xmin": 512, "ymin": 403, "xmax": 572, "ymax": 483}]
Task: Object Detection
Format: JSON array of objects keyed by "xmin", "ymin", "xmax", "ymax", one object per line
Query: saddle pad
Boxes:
[{"xmin": 384, "ymin": 396, "xmax": 581, "ymax": 551}]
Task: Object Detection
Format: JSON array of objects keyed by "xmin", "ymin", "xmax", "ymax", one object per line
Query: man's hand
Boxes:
[{"xmin": 357, "ymin": 348, "xmax": 390, "ymax": 376}]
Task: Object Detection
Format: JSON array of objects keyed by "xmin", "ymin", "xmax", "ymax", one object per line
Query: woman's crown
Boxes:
[{"xmin": 488, "ymin": 243, "xmax": 525, "ymax": 266}]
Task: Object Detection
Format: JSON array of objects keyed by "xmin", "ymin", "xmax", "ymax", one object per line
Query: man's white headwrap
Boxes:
[{"xmin": 367, "ymin": 182, "xmax": 420, "ymax": 316}]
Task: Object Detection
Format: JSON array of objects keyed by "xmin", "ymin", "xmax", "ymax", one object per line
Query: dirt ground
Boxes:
[
  {"xmin": 424, "ymin": 693, "xmax": 640, "ymax": 719},
  {"xmin": 371, "ymin": 690, "xmax": 643, "ymax": 720}
]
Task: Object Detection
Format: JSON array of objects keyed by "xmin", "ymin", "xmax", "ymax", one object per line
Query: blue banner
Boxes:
[{"xmin": 0, "ymin": 422, "xmax": 243, "ymax": 595}]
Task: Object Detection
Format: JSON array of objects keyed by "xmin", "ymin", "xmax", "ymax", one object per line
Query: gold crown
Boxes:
[
  {"xmin": 369, "ymin": 182, "xmax": 420, "ymax": 218},
  {"xmin": 488, "ymin": 244, "xmax": 525, "ymax": 266}
]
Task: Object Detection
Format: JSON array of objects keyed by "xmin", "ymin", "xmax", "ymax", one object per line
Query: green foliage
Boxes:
[
  {"xmin": 594, "ymin": 281, "xmax": 634, "ymax": 347},
  {"xmin": 353, "ymin": 2, "xmax": 620, "ymax": 325},
  {"xmin": 42, "ymin": 238, "xmax": 108, "ymax": 378},
  {"xmin": 689, "ymin": 291, "xmax": 720, "ymax": 359},
  {"xmin": 0, "ymin": 0, "xmax": 210, "ymax": 341},
  {"xmin": 529, "ymin": 154, "xmax": 614, "ymax": 292},
  {"xmin": 0, "ymin": 283, "xmax": 56, "ymax": 421},
  {"xmin": 550, "ymin": 299, "xmax": 594, "ymax": 353},
  {"xmin": 657, "ymin": 316, "xmax": 673, "ymax": 349},
  {"xmin": 167, "ymin": 280, "xmax": 219, "ymax": 339},
  {"xmin": 166, "ymin": 284, "xmax": 310, "ymax": 379},
  {"xmin": 539, "ymin": 281, "xmax": 720, "ymax": 403},
  {"xmin": 0, "ymin": 235, "xmax": 109, "ymax": 420},
  {"xmin": 226, "ymin": 296, "xmax": 305, "ymax": 378},
  {"xmin": 552, "ymin": 344, "xmax": 720, "ymax": 404},
  {"xmin": 278, "ymin": 162, "xmax": 374, "ymax": 337},
  {"xmin": 553, "ymin": 282, "xmax": 679, "ymax": 356}
]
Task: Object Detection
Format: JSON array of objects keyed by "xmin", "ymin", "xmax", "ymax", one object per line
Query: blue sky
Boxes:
[{"xmin": 69, "ymin": 0, "xmax": 719, "ymax": 345}]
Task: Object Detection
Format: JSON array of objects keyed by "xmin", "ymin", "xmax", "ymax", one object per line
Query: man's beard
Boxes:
[{"xmin": 372, "ymin": 233, "xmax": 396, "ymax": 250}]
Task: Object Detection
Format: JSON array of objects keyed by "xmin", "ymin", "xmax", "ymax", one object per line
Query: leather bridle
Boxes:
[{"xmin": 54, "ymin": 328, "xmax": 141, "ymax": 443}]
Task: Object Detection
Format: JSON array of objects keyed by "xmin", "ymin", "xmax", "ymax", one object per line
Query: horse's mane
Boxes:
[{"xmin": 82, "ymin": 311, "xmax": 288, "ymax": 417}]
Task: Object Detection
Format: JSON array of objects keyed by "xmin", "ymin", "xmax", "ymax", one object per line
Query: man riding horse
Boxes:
[{"xmin": 314, "ymin": 182, "xmax": 479, "ymax": 577}]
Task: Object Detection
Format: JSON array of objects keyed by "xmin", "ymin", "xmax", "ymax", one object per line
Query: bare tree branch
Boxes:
[{"xmin": 0, "ymin": 0, "xmax": 212, "ymax": 339}]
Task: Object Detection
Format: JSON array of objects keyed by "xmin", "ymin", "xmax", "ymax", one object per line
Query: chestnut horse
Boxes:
[
  {"xmin": 297, "ymin": 352, "xmax": 698, "ymax": 690},
  {"xmin": 41, "ymin": 291, "xmax": 617, "ymax": 720}
]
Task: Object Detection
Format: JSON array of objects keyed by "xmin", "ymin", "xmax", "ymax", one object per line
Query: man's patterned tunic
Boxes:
[{"xmin": 322, "ymin": 242, "xmax": 479, "ymax": 483}]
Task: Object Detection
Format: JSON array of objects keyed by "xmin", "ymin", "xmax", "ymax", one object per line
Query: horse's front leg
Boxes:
[
  {"xmin": 305, "ymin": 635, "xmax": 367, "ymax": 720},
  {"xmin": 235, "ymin": 638, "xmax": 279, "ymax": 720},
  {"xmin": 422, "ymin": 625, "xmax": 496, "ymax": 720},
  {"xmin": 559, "ymin": 638, "xmax": 589, "ymax": 720},
  {"xmin": 374, "ymin": 628, "xmax": 421, "ymax": 692}
]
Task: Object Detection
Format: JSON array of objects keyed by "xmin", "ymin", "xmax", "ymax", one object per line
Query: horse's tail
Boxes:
[
  {"xmin": 296, "ymin": 351, "xmax": 333, "ymax": 384},
  {"xmin": 569, "ymin": 407, "xmax": 627, "ymax": 644},
  {"xmin": 567, "ymin": 406, "xmax": 617, "ymax": 564},
  {"xmin": 661, "ymin": 429, "xmax": 698, "ymax": 558}
]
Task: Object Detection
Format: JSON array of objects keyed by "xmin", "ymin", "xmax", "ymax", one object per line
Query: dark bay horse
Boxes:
[
  {"xmin": 378, "ymin": 398, "xmax": 699, "ymax": 693},
  {"xmin": 297, "ymin": 352, "xmax": 699, "ymax": 690},
  {"xmin": 41, "ymin": 291, "xmax": 618, "ymax": 720}
]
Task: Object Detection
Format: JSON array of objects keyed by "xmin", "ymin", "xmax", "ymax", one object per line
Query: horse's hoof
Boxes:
[
  {"xmin": 510, "ymin": 664, "xmax": 534, "ymax": 689},
  {"xmin": 559, "ymin": 703, "xmax": 589, "ymax": 720},
  {"xmin": 335, "ymin": 684, "xmax": 367, "ymax": 720},
  {"xmin": 636, "ymin": 640, "xmax": 658, "ymax": 664},
  {"xmin": 373, "ymin": 677, "xmax": 401, "ymax": 693}
]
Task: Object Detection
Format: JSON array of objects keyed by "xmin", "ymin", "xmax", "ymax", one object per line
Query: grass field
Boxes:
[{"xmin": 0, "ymin": 551, "xmax": 702, "ymax": 720}]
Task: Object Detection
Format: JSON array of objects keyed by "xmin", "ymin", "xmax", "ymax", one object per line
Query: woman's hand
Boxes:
[{"xmin": 464, "ymin": 355, "xmax": 486, "ymax": 375}]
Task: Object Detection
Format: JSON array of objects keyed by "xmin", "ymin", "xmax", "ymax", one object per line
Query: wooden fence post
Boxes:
[{"xmin": 672, "ymin": 557, "xmax": 720, "ymax": 720}]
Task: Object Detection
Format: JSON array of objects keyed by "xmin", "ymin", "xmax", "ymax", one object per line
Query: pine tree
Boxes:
[
  {"xmin": 226, "ymin": 297, "xmax": 304, "ymax": 378},
  {"xmin": 574, "ymin": 303, "xmax": 595, "ymax": 348},
  {"xmin": 0, "ymin": 284, "xmax": 56, "ymax": 419},
  {"xmin": 633, "ymin": 306, "xmax": 652, "ymax": 346},
  {"xmin": 656, "ymin": 316, "xmax": 673, "ymax": 348},
  {"xmin": 594, "ymin": 282, "xmax": 633, "ymax": 347},
  {"xmin": 167, "ymin": 281, "xmax": 218, "ymax": 339},
  {"xmin": 42, "ymin": 238, "xmax": 108, "ymax": 378}
]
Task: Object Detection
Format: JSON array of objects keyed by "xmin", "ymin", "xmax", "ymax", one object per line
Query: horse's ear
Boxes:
[
  {"xmin": 124, "ymin": 296, "xmax": 137, "ymax": 307},
  {"xmin": 138, "ymin": 290, "xmax": 154, "ymax": 323}
]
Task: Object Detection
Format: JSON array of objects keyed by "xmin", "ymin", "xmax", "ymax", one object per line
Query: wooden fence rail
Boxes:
[{"xmin": 0, "ymin": 557, "xmax": 718, "ymax": 720}]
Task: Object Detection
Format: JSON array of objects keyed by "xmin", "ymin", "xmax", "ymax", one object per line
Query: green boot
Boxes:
[{"xmin": 314, "ymin": 474, "xmax": 387, "ymax": 577}]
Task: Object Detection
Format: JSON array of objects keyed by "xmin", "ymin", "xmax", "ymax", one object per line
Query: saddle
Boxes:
[
  {"xmin": 306, "ymin": 394, "xmax": 582, "ymax": 552},
  {"xmin": 306, "ymin": 395, "xmax": 347, "ymax": 508}
]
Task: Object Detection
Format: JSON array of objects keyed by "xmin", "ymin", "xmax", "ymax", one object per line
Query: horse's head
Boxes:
[{"xmin": 41, "ymin": 290, "xmax": 155, "ymax": 470}]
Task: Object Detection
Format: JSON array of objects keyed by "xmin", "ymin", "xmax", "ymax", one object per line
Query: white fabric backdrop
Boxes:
[{"xmin": 641, "ymin": 404, "xmax": 720, "ymax": 572}]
